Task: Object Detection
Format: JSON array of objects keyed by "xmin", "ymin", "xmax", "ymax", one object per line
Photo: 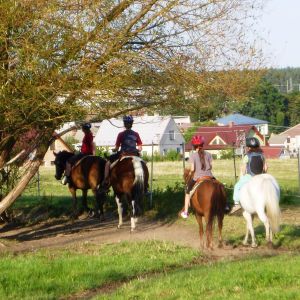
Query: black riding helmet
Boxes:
[
  {"xmin": 123, "ymin": 115, "xmax": 133, "ymax": 124},
  {"xmin": 82, "ymin": 122, "xmax": 91, "ymax": 130},
  {"xmin": 246, "ymin": 137, "xmax": 260, "ymax": 148}
]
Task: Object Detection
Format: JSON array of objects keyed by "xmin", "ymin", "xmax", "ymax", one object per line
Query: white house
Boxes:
[
  {"xmin": 94, "ymin": 115, "xmax": 185, "ymax": 156},
  {"xmin": 172, "ymin": 116, "xmax": 191, "ymax": 132},
  {"xmin": 278, "ymin": 124, "xmax": 300, "ymax": 158}
]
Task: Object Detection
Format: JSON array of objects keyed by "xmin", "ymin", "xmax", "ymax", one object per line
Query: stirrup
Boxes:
[{"xmin": 229, "ymin": 204, "xmax": 241, "ymax": 215}]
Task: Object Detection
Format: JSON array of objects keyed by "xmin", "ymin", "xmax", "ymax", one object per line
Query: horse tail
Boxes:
[
  {"xmin": 132, "ymin": 157, "xmax": 145, "ymax": 208},
  {"xmin": 209, "ymin": 181, "xmax": 226, "ymax": 224},
  {"xmin": 264, "ymin": 176, "xmax": 281, "ymax": 233}
]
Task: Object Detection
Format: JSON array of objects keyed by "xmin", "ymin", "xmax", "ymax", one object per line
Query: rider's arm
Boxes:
[
  {"xmin": 240, "ymin": 155, "xmax": 248, "ymax": 175},
  {"xmin": 136, "ymin": 132, "xmax": 142, "ymax": 152},
  {"xmin": 263, "ymin": 157, "xmax": 268, "ymax": 173},
  {"xmin": 113, "ymin": 132, "xmax": 122, "ymax": 152}
]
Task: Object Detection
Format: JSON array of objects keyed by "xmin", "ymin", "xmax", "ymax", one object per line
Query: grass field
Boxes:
[
  {"xmin": 1, "ymin": 159, "xmax": 299, "ymax": 299},
  {"xmin": 15, "ymin": 158, "xmax": 300, "ymax": 216}
]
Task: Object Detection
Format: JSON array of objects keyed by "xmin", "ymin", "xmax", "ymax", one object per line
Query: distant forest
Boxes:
[
  {"xmin": 158, "ymin": 68, "xmax": 300, "ymax": 133},
  {"xmin": 265, "ymin": 67, "xmax": 300, "ymax": 94}
]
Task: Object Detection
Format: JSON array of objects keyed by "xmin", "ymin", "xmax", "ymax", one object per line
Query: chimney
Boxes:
[{"xmin": 228, "ymin": 121, "xmax": 235, "ymax": 128}]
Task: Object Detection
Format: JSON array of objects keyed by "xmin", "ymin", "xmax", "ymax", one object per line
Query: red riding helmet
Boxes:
[{"xmin": 192, "ymin": 135, "xmax": 205, "ymax": 146}]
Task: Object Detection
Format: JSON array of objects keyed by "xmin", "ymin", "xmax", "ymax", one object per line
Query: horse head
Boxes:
[
  {"xmin": 183, "ymin": 168, "xmax": 194, "ymax": 184},
  {"xmin": 53, "ymin": 150, "xmax": 74, "ymax": 180}
]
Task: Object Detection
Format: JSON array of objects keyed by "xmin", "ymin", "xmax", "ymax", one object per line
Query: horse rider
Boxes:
[
  {"xmin": 62, "ymin": 122, "xmax": 95, "ymax": 185},
  {"xmin": 230, "ymin": 137, "xmax": 268, "ymax": 214},
  {"xmin": 181, "ymin": 135, "xmax": 231, "ymax": 219},
  {"xmin": 102, "ymin": 115, "xmax": 143, "ymax": 189}
]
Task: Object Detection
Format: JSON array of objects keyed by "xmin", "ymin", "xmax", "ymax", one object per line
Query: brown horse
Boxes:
[
  {"xmin": 110, "ymin": 155, "xmax": 149, "ymax": 232},
  {"xmin": 54, "ymin": 151, "xmax": 107, "ymax": 219},
  {"xmin": 183, "ymin": 169, "xmax": 227, "ymax": 249}
]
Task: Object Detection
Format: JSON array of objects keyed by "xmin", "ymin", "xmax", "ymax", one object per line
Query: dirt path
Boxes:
[{"xmin": 0, "ymin": 214, "xmax": 287, "ymax": 259}]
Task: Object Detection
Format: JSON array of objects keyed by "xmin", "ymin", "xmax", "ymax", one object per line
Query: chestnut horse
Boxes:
[
  {"xmin": 54, "ymin": 151, "xmax": 107, "ymax": 219},
  {"xmin": 110, "ymin": 156, "xmax": 149, "ymax": 232},
  {"xmin": 183, "ymin": 169, "xmax": 227, "ymax": 249}
]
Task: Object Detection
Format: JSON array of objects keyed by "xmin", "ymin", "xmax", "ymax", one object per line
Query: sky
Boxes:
[{"xmin": 259, "ymin": 0, "xmax": 300, "ymax": 68}]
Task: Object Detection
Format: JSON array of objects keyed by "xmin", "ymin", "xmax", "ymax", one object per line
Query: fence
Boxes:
[{"xmin": 33, "ymin": 143, "xmax": 300, "ymax": 203}]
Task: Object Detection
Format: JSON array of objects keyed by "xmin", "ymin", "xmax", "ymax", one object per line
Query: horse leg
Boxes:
[
  {"xmin": 257, "ymin": 210, "xmax": 272, "ymax": 246},
  {"xmin": 92, "ymin": 189, "xmax": 105, "ymax": 220},
  {"xmin": 130, "ymin": 200, "xmax": 138, "ymax": 233},
  {"xmin": 206, "ymin": 221, "xmax": 214, "ymax": 250},
  {"xmin": 243, "ymin": 211, "xmax": 257, "ymax": 247},
  {"xmin": 217, "ymin": 214, "xmax": 224, "ymax": 248},
  {"xmin": 69, "ymin": 187, "xmax": 79, "ymax": 219},
  {"xmin": 116, "ymin": 196, "xmax": 123, "ymax": 229},
  {"xmin": 195, "ymin": 213, "xmax": 204, "ymax": 249},
  {"xmin": 82, "ymin": 189, "xmax": 89, "ymax": 213}
]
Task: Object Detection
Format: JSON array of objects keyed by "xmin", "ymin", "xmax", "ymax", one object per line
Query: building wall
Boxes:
[
  {"xmin": 43, "ymin": 139, "xmax": 71, "ymax": 167},
  {"xmin": 159, "ymin": 119, "xmax": 185, "ymax": 155}
]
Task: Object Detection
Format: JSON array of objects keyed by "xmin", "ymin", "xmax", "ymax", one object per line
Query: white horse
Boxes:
[{"xmin": 239, "ymin": 173, "xmax": 281, "ymax": 247}]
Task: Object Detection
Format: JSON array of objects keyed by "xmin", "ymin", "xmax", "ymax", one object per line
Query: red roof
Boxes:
[
  {"xmin": 185, "ymin": 125, "xmax": 265, "ymax": 151},
  {"xmin": 261, "ymin": 146, "xmax": 284, "ymax": 159}
]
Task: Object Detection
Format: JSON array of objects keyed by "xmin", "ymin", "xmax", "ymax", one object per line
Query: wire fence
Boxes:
[{"xmin": 33, "ymin": 142, "xmax": 300, "ymax": 204}]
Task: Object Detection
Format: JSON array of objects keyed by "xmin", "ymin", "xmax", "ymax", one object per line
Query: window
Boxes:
[{"xmin": 169, "ymin": 130, "xmax": 175, "ymax": 141}]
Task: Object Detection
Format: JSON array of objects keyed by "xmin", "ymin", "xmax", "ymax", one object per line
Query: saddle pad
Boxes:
[
  {"xmin": 110, "ymin": 155, "xmax": 143, "ymax": 169},
  {"xmin": 73, "ymin": 155, "xmax": 93, "ymax": 168},
  {"xmin": 189, "ymin": 176, "xmax": 214, "ymax": 198}
]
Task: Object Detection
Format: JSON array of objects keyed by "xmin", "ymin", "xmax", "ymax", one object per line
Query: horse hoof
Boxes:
[
  {"xmin": 218, "ymin": 242, "xmax": 223, "ymax": 248},
  {"xmin": 267, "ymin": 241, "xmax": 274, "ymax": 249},
  {"xmin": 251, "ymin": 243, "xmax": 258, "ymax": 248},
  {"xmin": 117, "ymin": 225, "xmax": 122, "ymax": 229},
  {"xmin": 242, "ymin": 241, "xmax": 248, "ymax": 246}
]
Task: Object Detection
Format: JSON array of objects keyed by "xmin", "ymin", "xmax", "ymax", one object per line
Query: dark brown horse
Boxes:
[
  {"xmin": 183, "ymin": 169, "xmax": 227, "ymax": 249},
  {"xmin": 54, "ymin": 151, "xmax": 106, "ymax": 219},
  {"xmin": 110, "ymin": 155, "xmax": 149, "ymax": 232}
]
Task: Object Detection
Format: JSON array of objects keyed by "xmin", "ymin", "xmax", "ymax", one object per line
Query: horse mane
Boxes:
[{"xmin": 57, "ymin": 150, "xmax": 74, "ymax": 162}]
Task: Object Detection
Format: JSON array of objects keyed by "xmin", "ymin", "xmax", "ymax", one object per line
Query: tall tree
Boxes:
[
  {"xmin": 286, "ymin": 92, "xmax": 300, "ymax": 126},
  {"xmin": 239, "ymin": 79, "xmax": 289, "ymax": 132},
  {"xmin": 0, "ymin": 0, "xmax": 264, "ymax": 212}
]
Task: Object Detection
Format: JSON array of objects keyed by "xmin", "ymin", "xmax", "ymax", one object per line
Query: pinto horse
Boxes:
[
  {"xmin": 110, "ymin": 155, "xmax": 149, "ymax": 232},
  {"xmin": 183, "ymin": 170, "xmax": 227, "ymax": 249},
  {"xmin": 239, "ymin": 173, "xmax": 280, "ymax": 247},
  {"xmin": 54, "ymin": 151, "xmax": 106, "ymax": 219}
]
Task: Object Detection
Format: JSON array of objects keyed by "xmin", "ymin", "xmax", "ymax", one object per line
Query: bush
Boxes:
[
  {"xmin": 219, "ymin": 149, "xmax": 233, "ymax": 159},
  {"xmin": 95, "ymin": 146, "xmax": 111, "ymax": 158}
]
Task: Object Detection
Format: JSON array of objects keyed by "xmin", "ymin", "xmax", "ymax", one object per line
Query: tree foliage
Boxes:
[
  {"xmin": 238, "ymin": 79, "xmax": 288, "ymax": 132},
  {"xmin": 0, "ymin": 0, "xmax": 264, "ymax": 212}
]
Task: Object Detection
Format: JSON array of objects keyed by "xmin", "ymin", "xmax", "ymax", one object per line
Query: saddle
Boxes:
[
  {"xmin": 189, "ymin": 176, "xmax": 216, "ymax": 198},
  {"xmin": 110, "ymin": 154, "xmax": 142, "ymax": 170}
]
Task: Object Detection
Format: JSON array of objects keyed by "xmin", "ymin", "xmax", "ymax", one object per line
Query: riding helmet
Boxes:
[
  {"xmin": 192, "ymin": 135, "xmax": 205, "ymax": 146},
  {"xmin": 246, "ymin": 137, "xmax": 260, "ymax": 148},
  {"xmin": 123, "ymin": 115, "xmax": 134, "ymax": 124},
  {"xmin": 82, "ymin": 122, "xmax": 92, "ymax": 130}
]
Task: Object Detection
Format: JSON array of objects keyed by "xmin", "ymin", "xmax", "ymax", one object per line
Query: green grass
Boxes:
[
  {"xmin": 0, "ymin": 241, "xmax": 198, "ymax": 300},
  {"xmin": 98, "ymin": 254, "xmax": 300, "ymax": 300},
  {"xmin": 9, "ymin": 159, "xmax": 299, "ymax": 224}
]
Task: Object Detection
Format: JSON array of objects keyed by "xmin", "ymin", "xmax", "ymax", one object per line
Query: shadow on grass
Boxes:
[
  {"xmin": 4, "ymin": 183, "xmax": 235, "ymax": 229},
  {"xmin": 226, "ymin": 223, "xmax": 300, "ymax": 249}
]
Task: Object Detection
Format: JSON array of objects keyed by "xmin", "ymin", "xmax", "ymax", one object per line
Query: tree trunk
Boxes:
[{"xmin": 0, "ymin": 160, "xmax": 42, "ymax": 214}]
